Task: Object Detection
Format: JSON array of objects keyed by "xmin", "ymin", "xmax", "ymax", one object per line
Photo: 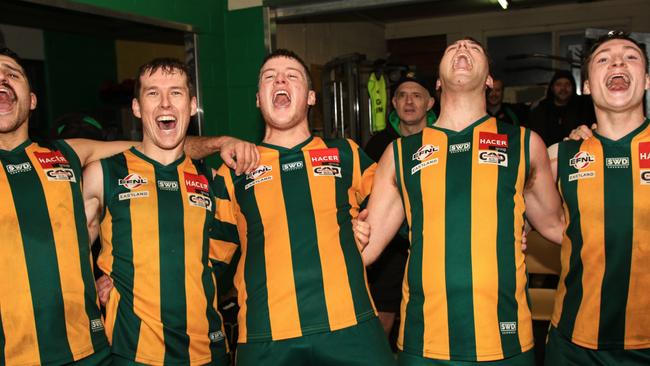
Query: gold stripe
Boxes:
[
  {"xmin": 572, "ymin": 138, "xmax": 605, "ymax": 346},
  {"xmin": 625, "ymin": 130, "xmax": 650, "ymax": 348},
  {"xmin": 420, "ymin": 128, "xmax": 450, "ymax": 357},
  {"xmin": 396, "ymin": 138, "xmax": 409, "ymax": 349},
  {"xmin": 303, "ymin": 139, "xmax": 357, "ymax": 331},
  {"xmin": 514, "ymin": 129, "xmax": 533, "ymax": 351},
  {"xmin": 26, "ymin": 144, "xmax": 93, "ymax": 357},
  {"xmin": 0, "ymin": 158, "xmax": 40, "ymax": 364},
  {"xmin": 255, "ymin": 148, "xmax": 302, "ymax": 340},
  {"xmin": 178, "ymin": 160, "xmax": 211, "ymax": 361},
  {"xmin": 470, "ymin": 120, "xmax": 503, "ymax": 359},
  {"xmin": 122, "ymin": 152, "xmax": 164, "ymax": 362}
]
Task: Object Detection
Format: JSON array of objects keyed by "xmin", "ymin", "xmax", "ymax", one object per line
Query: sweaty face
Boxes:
[
  {"xmin": 584, "ymin": 39, "xmax": 650, "ymax": 112},
  {"xmin": 392, "ymin": 81, "xmax": 433, "ymax": 127},
  {"xmin": 552, "ymin": 78, "xmax": 573, "ymax": 105},
  {"xmin": 0, "ymin": 55, "xmax": 36, "ymax": 136},
  {"xmin": 438, "ymin": 39, "xmax": 492, "ymax": 92},
  {"xmin": 487, "ymin": 80, "xmax": 503, "ymax": 107},
  {"xmin": 256, "ymin": 56, "xmax": 315, "ymax": 131},
  {"xmin": 132, "ymin": 68, "xmax": 196, "ymax": 151}
]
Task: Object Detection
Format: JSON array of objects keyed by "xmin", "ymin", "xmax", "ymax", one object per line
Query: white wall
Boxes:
[
  {"xmin": 385, "ymin": 0, "xmax": 650, "ymax": 43},
  {"xmin": 228, "ymin": 0, "xmax": 262, "ymax": 11},
  {"xmin": 0, "ymin": 24, "xmax": 44, "ymax": 60},
  {"xmin": 276, "ymin": 21, "xmax": 387, "ymax": 67}
]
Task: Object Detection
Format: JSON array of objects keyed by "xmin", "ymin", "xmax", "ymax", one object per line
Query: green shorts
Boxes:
[
  {"xmin": 545, "ymin": 326, "xmax": 650, "ymax": 366},
  {"xmin": 236, "ymin": 318, "xmax": 396, "ymax": 366},
  {"xmin": 397, "ymin": 349, "xmax": 535, "ymax": 366},
  {"xmin": 65, "ymin": 347, "xmax": 112, "ymax": 366}
]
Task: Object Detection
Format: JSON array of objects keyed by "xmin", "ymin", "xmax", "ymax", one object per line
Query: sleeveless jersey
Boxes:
[
  {"xmin": 212, "ymin": 136, "xmax": 377, "ymax": 343},
  {"xmin": 553, "ymin": 118, "xmax": 650, "ymax": 350},
  {"xmin": 97, "ymin": 148, "xmax": 226, "ymax": 365},
  {"xmin": 0, "ymin": 139, "xmax": 108, "ymax": 365},
  {"xmin": 394, "ymin": 116, "xmax": 533, "ymax": 361}
]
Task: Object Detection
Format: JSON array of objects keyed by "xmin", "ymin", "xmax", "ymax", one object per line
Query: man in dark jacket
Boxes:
[{"xmin": 528, "ymin": 70, "xmax": 596, "ymax": 146}]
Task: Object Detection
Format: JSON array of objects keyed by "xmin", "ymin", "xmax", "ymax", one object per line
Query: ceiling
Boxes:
[{"xmin": 265, "ymin": 0, "xmax": 605, "ymax": 23}]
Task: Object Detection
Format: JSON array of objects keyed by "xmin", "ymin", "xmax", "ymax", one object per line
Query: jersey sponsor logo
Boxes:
[
  {"xmin": 184, "ymin": 172, "xmax": 212, "ymax": 211},
  {"xmin": 119, "ymin": 173, "xmax": 148, "ymax": 189},
  {"xmin": 209, "ymin": 330, "xmax": 225, "ymax": 343},
  {"xmin": 569, "ymin": 171, "xmax": 596, "ymax": 181},
  {"xmin": 640, "ymin": 143, "xmax": 650, "ymax": 184},
  {"xmin": 282, "ymin": 160, "xmax": 304, "ymax": 172},
  {"xmin": 246, "ymin": 165, "xmax": 272, "ymax": 180},
  {"xmin": 313, "ymin": 165, "xmax": 342, "ymax": 177},
  {"xmin": 118, "ymin": 191, "xmax": 149, "ymax": 200},
  {"xmin": 478, "ymin": 132, "xmax": 508, "ymax": 167},
  {"xmin": 412, "ymin": 144, "xmax": 439, "ymax": 161},
  {"xmin": 499, "ymin": 321, "xmax": 517, "ymax": 335},
  {"xmin": 34, "ymin": 151, "xmax": 76, "ymax": 182},
  {"xmin": 605, "ymin": 157, "xmax": 629, "ymax": 169},
  {"xmin": 411, "ymin": 158, "xmax": 438, "ymax": 174},
  {"xmin": 478, "ymin": 151, "xmax": 508, "ymax": 166},
  {"xmin": 5, "ymin": 162, "xmax": 32, "ymax": 174},
  {"xmin": 479, "ymin": 132, "xmax": 508, "ymax": 149},
  {"xmin": 157, "ymin": 180, "xmax": 179, "ymax": 191},
  {"xmin": 310, "ymin": 148, "xmax": 342, "ymax": 177},
  {"xmin": 90, "ymin": 318, "xmax": 104, "ymax": 332},
  {"xmin": 449, "ymin": 142, "xmax": 471, "ymax": 154},
  {"xmin": 569, "ymin": 151, "xmax": 595, "ymax": 170}
]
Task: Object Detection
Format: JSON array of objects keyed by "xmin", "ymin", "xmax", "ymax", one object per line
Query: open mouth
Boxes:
[
  {"xmin": 272, "ymin": 90, "xmax": 291, "ymax": 107},
  {"xmin": 452, "ymin": 54, "xmax": 473, "ymax": 71},
  {"xmin": 0, "ymin": 85, "xmax": 17, "ymax": 113},
  {"xmin": 606, "ymin": 73, "xmax": 630, "ymax": 91},
  {"xmin": 156, "ymin": 115, "xmax": 177, "ymax": 131}
]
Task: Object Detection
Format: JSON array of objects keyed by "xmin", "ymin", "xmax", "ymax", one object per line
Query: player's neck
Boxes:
[
  {"xmin": 436, "ymin": 91, "xmax": 487, "ymax": 131},
  {"xmin": 263, "ymin": 120, "xmax": 311, "ymax": 148},
  {"xmin": 0, "ymin": 122, "xmax": 29, "ymax": 151},
  {"xmin": 595, "ymin": 105, "xmax": 646, "ymax": 141},
  {"xmin": 399, "ymin": 119, "xmax": 426, "ymax": 136},
  {"xmin": 137, "ymin": 139, "xmax": 185, "ymax": 165}
]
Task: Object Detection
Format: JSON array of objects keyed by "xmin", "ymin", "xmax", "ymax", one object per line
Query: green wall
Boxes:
[
  {"xmin": 44, "ymin": 30, "xmax": 117, "ymax": 124},
  {"xmin": 68, "ymin": 0, "xmax": 266, "ymax": 143}
]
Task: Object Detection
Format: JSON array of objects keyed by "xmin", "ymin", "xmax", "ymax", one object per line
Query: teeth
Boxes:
[
  {"xmin": 273, "ymin": 90, "xmax": 290, "ymax": 103},
  {"xmin": 606, "ymin": 73, "xmax": 630, "ymax": 88},
  {"xmin": 156, "ymin": 115, "xmax": 176, "ymax": 122}
]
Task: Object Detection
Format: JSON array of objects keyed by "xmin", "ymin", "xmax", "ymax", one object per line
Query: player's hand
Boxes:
[
  {"xmin": 565, "ymin": 123, "xmax": 596, "ymax": 141},
  {"xmin": 219, "ymin": 137, "xmax": 260, "ymax": 176},
  {"xmin": 521, "ymin": 220, "xmax": 532, "ymax": 252},
  {"xmin": 353, "ymin": 209, "xmax": 371, "ymax": 251},
  {"xmin": 96, "ymin": 274, "xmax": 114, "ymax": 306}
]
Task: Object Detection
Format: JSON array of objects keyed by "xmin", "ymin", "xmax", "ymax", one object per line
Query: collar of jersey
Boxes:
[
  {"xmin": 128, "ymin": 146, "xmax": 186, "ymax": 169},
  {"xmin": 431, "ymin": 114, "xmax": 491, "ymax": 136},
  {"xmin": 0, "ymin": 138, "xmax": 32, "ymax": 156},
  {"xmin": 260, "ymin": 135, "xmax": 314, "ymax": 153},
  {"xmin": 593, "ymin": 117, "xmax": 650, "ymax": 145}
]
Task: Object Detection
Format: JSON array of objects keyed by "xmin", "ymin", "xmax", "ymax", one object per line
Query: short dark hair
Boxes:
[
  {"xmin": 259, "ymin": 48, "xmax": 313, "ymax": 89},
  {"xmin": 437, "ymin": 36, "xmax": 492, "ymax": 77},
  {"xmin": 583, "ymin": 30, "xmax": 648, "ymax": 81},
  {"xmin": 133, "ymin": 58, "xmax": 195, "ymax": 99},
  {"xmin": 0, "ymin": 47, "xmax": 30, "ymax": 88}
]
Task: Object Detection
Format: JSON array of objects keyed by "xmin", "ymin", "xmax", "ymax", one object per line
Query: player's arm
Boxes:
[
  {"xmin": 82, "ymin": 160, "xmax": 105, "ymax": 244},
  {"xmin": 524, "ymin": 132, "xmax": 564, "ymax": 245},
  {"xmin": 547, "ymin": 142, "xmax": 559, "ymax": 182},
  {"xmin": 65, "ymin": 135, "xmax": 259, "ymax": 174},
  {"xmin": 360, "ymin": 144, "xmax": 406, "ymax": 265}
]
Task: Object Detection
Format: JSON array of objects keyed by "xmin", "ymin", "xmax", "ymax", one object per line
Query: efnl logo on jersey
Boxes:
[
  {"xmin": 568, "ymin": 151, "xmax": 596, "ymax": 181},
  {"xmin": 245, "ymin": 165, "xmax": 273, "ymax": 190},
  {"xmin": 639, "ymin": 142, "xmax": 650, "ymax": 185},
  {"xmin": 411, "ymin": 144, "xmax": 439, "ymax": 174},
  {"xmin": 185, "ymin": 172, "xmax": 212, "ymax": 211},
  {"xmin": 478, "ymin": 132, "xmax": 508, "ymax": 167},
  {"xmin": 118, "ymin": 173, "xmax": 149, "ymax": 200},
  {"xmin": 34, "ymin": 151, "xmax": 76, "ymax": 182},
  {"xmin": 310, "ymin": 148, "xmax": 342, "ymax": 178}
]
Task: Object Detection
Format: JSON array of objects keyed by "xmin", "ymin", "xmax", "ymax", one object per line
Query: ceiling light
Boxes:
[{"xmin": 498, "ymin": 0, "xmax": 509, "ymax": 10}]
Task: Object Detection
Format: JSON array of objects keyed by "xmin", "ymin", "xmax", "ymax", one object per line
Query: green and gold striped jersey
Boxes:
[
  {"xmin": 394, "ymin": 116, "xmax": 533, "ymax": 362},
  {"xmin": 212, "ymin": 136, "xmax": 377, "ymax": 343},
  {"xmin": 0, "ymin": 139, "xmax": 108, "ymax": 365},
  {"xmin": 553, "ymin": 118, "xmax": 650, "ymax": 350},
  {"xmin": 97, "ymin": 148, "xmax": 226, "ymax": 365}
]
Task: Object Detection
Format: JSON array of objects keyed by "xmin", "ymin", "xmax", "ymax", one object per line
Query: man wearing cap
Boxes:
[{"xmin": 364, "ymin": 71, "xmax": 435, "ymax": 340}]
